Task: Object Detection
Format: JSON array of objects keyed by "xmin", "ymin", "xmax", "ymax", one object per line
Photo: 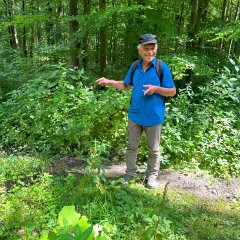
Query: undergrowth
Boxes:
[
  {"xmin": 0, "ymin": 155, "xmax": 239, "ymax": 239},
  {"xmin": 1, "ymin": 60, "xmax": 238, "ymax": 177}
]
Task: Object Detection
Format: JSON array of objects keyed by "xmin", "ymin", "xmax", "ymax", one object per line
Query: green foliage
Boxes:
[
  {"xmin": 44, "ymin": 205, "xmax": 95, "ymax": 240},
  {"xmin": 90, "ymin": 88, "xmax": 130, "ymax": 159},
  {"xmin": 84, "ymin": 141, "xmax": 110, "ymax": 184},
  {"xmin": 0, "ymin": 172, "xmax": 57, "ymax": 239},
  {"xmin": 0, "ymin": 153, "xmax": 48, "ymax": 185},
  {"xmin": 142, "ymin": 214, "xmax": 187, "ymax": 240},
  {"xmin": 0, "ymin": 152, "xmax": 239, "ymax": 239},
  {"xmin": 162, "ymin": 60, "xmax": 240, "ymax": 177},
  {"xmin": 0, "ymin": 64, "xmax": 129, "ymax": 158},
  {"xmin": 0, "ymin": 49, "xmax": 43, "ymax": 101},
  {"xmin": 199, "ymin": 20, "xmax": 240, "ymax": 42},
  {"xmin": 0, "ymin": 59, "xmax": 239, "ymax": 177},
  {"xmin": 163, "ymin": 53, "xmax": 215, "ymax": 80},
  {"xmin": 40, "ymin": 205, "xmax": 115, "ymax": 240},
  {"xmin": 0, "ymin": 65, "xmax": 96, "ymax": 155}
]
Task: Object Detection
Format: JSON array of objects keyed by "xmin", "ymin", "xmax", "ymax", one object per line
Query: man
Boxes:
[{"xmin": 96, "ymin": 34, "xmax": 176, "ymax": 188}]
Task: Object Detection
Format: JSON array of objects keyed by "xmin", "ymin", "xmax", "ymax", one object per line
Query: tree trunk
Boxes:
[
  {"xmin": 187, "ymin": 0, "xmax": 210, "ymax": 49},
  {"xmin": 197, "ymin": 0, "xmax": 210, "ymax": 47},
  {"xmin": 4, "ymin": 0, "xmax": 18, "ymax": 49},
  {"xmin": 221, "ymin": 0, "xmax": 228, "ymax": 20},
  {"xmin": 175, "ymin": 0, "xmax": 185, "ymax": 51},
  {"xmin": 124, "ymin": 0, "xmax": 138, "ymax": 63},
  {"xmin": 228, "ymin": 0, "xmax": 240, "ymax": 55},
  {"xmin": 187, "ymin": 0, "xmax": 199, "ymax": 48},
  {"xmin": 22, "ymin": 0, "xmax": 27, "ymax": 57},
  {"xmin": 110, "ymin": 0, "xmax": 117, "ymax": 72},
  {"xmin": 217, "ymin": 0, "xmax": 228, "ymax": 51},
  {"xmin": 35, "ymin": 2, "xmax": 42, "ymax": 45},
  {"xmin": 55, "ymin": 0, "xmax": 63, "ymax": 43},
  {"xmin": 99, "ymin": 0, "xmax": 107, "ymax": 76},
  {"xmin": 46, "ymin": 1, "xmax": 54, "ymax": 45},
  {"xmin": 234, "ymin": 0, "xmax": 240, "ymax": 20},
  {"xmin": 69, "ymin": 0, "xmax": 80, "ymax": 69},
  {"xmin": 29, "ymin": 26, "xmax": 34, "ymax": 58},
  {"xmin": 82, "ymin": 0, "xmax": 90, "ymax": 70},
  {"xmin": 177, "ymin": 0, "xmax": 185, "ymax": 35}
]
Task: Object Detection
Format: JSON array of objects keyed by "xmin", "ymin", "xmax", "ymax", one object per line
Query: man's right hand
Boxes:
[
  {"xmin": 96, "ymin": 78, "xmax": 130, "ymax": 91},
  {"xmin": 96, "ymin": 77, "xmax": 110, "ymax": 86}
]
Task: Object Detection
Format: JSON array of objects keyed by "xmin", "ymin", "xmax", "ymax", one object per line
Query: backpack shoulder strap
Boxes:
[
  {"xmin": 130, "ymin": 59, "xmax": 163, "ymax": 86},
  {"xmin": 156, "ymin": 59, "xmax": 163, "ymax": 86},
  {"xmin": 130, "ymin": 60, "xmax": 139, "ymax": 85}
]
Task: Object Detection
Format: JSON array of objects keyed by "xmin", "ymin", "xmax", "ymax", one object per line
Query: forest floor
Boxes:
[{"xmin": 52, "ymin": 157, "xmax": 240, "ymax": 202}]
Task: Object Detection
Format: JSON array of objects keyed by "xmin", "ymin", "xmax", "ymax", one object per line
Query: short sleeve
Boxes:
[
  {"xmin": 161, "ymin": 62, "xmax": 175, "ymax": 88},
  {"xmin": 124, "ymin": 63, "xmax": 134, "ymax": 86}
]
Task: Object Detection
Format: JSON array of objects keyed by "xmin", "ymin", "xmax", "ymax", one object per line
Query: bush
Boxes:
[
  {"xmin": 162, "ymin": 61, "xmax": 240, "ymax": 177},
  {"xmin": 0, "ymin": 154, "xmax": 48, "ymax": 185},
  {"xmin": 0, "ymin": 65, "xmax": 97, "ymax": 155},
  {"xmin": 0, "ymin": 61, "xmax": 239, "ymax": 178},
  {"xmin": 0, "ymin": 65, "xmax": 129, "ymax": 158},
  {"xmin": 0, "ymin": 173, "xmax": 56, "ymax": 239}
]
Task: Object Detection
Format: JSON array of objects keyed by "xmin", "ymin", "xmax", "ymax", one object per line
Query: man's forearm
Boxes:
[
  {"xmin": 154, "ymin": 86, "xmax": 176, "ymax": 97},
  {"xmin": 107, "ymin": 80, "xmax": 131, "ymax": 90},
  {"xmin": 96, "ymin": 77, "xmax": 131, "ymax": 90}
]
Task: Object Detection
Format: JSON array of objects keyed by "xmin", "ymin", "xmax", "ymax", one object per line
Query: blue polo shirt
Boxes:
[{"xmin": 124, "ymin": 57, "xmax": 175, "ymax": 126}]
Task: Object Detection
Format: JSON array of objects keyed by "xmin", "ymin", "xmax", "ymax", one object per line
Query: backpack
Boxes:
[{"xmin": 130, "ymin": 58, "xmax": 163, "ymax": 86}]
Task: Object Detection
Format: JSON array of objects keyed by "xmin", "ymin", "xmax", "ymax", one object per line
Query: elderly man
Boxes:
[{"xmin": 96, "ymin": 34, "xmax": 176, "ymax": 188}]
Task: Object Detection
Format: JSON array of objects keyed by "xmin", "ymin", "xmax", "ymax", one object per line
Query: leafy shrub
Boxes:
[
  {"xmin": 0, "ymin": 49, "xmax": 44, "ymax": 101},
  {"xmin": 90, "ymin": 88, "xmax": 130, "ymax": 159},
  {"xmin": 0, "ymin": 66, "xmax": 98, "ymax": 155},
  {"xmin": 162, "ymin": 61, "xmax": 240, "ymax": 177},
  {"xmin": 142, "ymin": 214, "xmax": 187, "ymax": 240},
  {"xmin": 163, "ymin": 53, "xmax": 215, "ymax": 78},
  {"xmin": 0, "ymin": 173, "xmax": 57, "ymax": 239},
  {"xmin": 0, "ymin": 154, "xmax": 48, "ymax": 185},
  {"xmin": 0, "ymin": 60, "xmax": 239, "ymax": 178},
  {"xmin": 0, "ymin": 64, "xmax": 129, "ymax": 158},
  {"xmin": 162, "ymin": 52, "xmax": 229, "ymax": 93}
]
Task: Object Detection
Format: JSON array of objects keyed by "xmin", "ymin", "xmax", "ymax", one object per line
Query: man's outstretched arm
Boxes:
[{"xmin": 96, "ymin": 77, "xmax": 131, "ymax": 90}]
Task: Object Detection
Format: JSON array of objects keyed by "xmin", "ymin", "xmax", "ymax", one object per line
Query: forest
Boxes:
[{"xmin": 0, "ymin": 0, "xmax": 240, "ymax": 239}]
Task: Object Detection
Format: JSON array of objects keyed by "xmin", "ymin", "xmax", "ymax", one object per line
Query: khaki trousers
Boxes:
[{"xmin": 125, "ymin": 119, "xmax": 162, "ymax": 178}]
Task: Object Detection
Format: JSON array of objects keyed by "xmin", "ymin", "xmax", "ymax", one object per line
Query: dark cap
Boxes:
[{"xmin": 139, "ymin": 34, "xmax": 157, "ymax": 45}]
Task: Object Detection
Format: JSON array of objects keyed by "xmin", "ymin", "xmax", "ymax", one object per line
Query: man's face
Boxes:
[{"xmin": 138, "ymin": 44, "xmax": 157, "ymax": 63}]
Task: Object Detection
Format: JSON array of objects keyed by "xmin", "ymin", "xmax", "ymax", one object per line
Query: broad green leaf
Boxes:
[
  {"xmin": 58, "ymin": 206, "xmax": 80, "ymax": 228},
  {"xmin": 73, "ymin": 225, "xmax": 82, "ymax": 238},
  {"xmin": 78, "ymin": 216, "xmax": 90, "ymax": 231},
  {"xmin": 48, "ymin": 233, "xmax": 58, "ymax": 240},
  {"xmin": 39, "ymin": 235, "xmax": 49, "ymax": 240},
  {"xmin": 59, "ymin": 233, "xmax": 74, "ymax": 240},
  {"xmin": 82, "ymin": 226, "xmax": 93, "ymax": 240}
]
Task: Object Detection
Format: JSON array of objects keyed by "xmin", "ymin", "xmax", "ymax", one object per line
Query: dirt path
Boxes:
[
  {"xmin": 54, "ymin": 157, "xmax": 240, "ymax": 202},
  {"xmin": 105, "ymin": 162, "xmax": 239, "ymax": 201}
]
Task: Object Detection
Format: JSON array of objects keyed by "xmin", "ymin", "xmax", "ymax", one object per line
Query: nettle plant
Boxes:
[
  {"xmin": 84, "ymin": 140, "xmax": 111, "ymax": 184},
  {"xmin": 0, "ymin": 64, "xmax": 129, "ymax": 158},
  {"xmin": 0, "ymin": 65, "xmax": 97, "ymax": 155},
  {"xmin": 142, "ymin": 214, "xmax": 187, "ymax": 240}
]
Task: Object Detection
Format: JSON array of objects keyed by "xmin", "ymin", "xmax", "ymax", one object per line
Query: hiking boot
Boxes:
[
  {"xmin": 147, "ymin": 177, "xmax": 158, "ymax": 189},
  {"xmin": 123, "ymin": 174, "xmax": 134, "ymax": 183}
]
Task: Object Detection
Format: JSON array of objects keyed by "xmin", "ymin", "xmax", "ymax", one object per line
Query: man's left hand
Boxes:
[{"xmin": 143, "ymin": 85, "xmax": 157, "ymax": 95}]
